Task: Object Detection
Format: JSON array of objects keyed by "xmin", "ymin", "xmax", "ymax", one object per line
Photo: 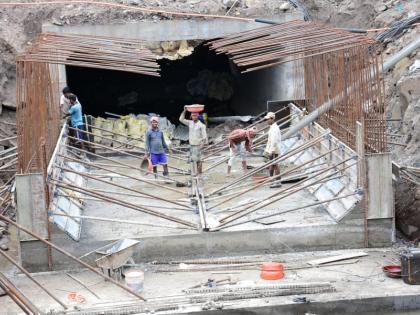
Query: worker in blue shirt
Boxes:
[
  {"xmin": 145, "ymin": 116, "xmax": 169, "ymax": 179},
  {"xmin": 64, "ymin": 94, "xmax": 86, "ymax": 149}
]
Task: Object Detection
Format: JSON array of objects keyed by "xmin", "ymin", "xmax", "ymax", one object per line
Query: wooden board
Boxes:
[
  {"xmin": 366, "ymin": 153, "xmax": 394, "ymax": 219},
  {"xmin": 307, "ymin": 252, "xmax": 368, "ymax": 266}
]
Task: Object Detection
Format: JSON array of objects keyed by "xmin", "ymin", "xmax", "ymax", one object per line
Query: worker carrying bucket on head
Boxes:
[
  {"xmin": 264, "ymin": 112, "xmax": 282, "ymax": 178},
  {"xmin": 180, "ymin": 105, "xmax": 208, "ymax": 175},
  {"xmin": 145, "ymin": 116, "xmax": 170, "ymax": 179},
  {"xmin": 227, "ymin": 128, "xmax": 257, "ymax": 175}
]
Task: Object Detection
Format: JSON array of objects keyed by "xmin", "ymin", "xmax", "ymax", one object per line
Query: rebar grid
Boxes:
[
  {"xmin": 207, "ymin": 20, "xmax": 386, "ymax": 153},
  {"xmin": 16, "ymin": 33, "xmax": 161, "ymax": 173}
]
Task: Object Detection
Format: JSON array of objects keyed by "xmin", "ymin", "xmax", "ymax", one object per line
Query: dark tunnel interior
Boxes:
[{"xmin": 66, "ymin": 44, "xmax": 239, "ymax": 123}]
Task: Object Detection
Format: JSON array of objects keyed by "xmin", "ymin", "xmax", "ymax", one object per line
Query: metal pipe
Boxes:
[
  {"xmin": 383, "ymin": 38, "xmax": 420, "ymax": 72},
  {"xmin": 0, "ymin": 214, "xmax": 146, "ymax": 301},
  {"xmin": 0, "ymin": 250, "xmax": 67, "ymax": 309}
]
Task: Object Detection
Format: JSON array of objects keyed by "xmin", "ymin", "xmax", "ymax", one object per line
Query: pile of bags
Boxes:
[{"xmin": 91, "ymin": 114, "xmax": 175, "ymax": 149}]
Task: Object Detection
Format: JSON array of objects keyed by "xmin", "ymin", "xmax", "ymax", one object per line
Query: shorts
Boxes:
[
  {"xmin": 150, "ymin": 153, "xmax": 167, "ymax": 166},
  {"xmin": 75, "ymin": 124, "xmax": 86, "ymax": 141},
  {"xmin": 190, "ymin": 145, "xmax": 202, "ymax": 162},
  {"xmin": 228, "ymin": 143, "xmax": 246, "ymax": 166}
]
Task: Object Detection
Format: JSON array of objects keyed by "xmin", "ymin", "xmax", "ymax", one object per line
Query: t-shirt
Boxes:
[
  {"xmin": 228, "ymin": 129, "xmax": 253, "ymax": 152},
  {"xmin": 145, "ymin": 128, "xmax": 167, "ymax": 154},
  {"xmin": 179, "ymin": 112, "xmax": 207, "ymax": 146},
  {"xmin": 68, "ymin": 102, "xmax": 83, "ymax": 127},
  {"xmin": 60, "ymin": 94, "xmax": 71, "ymax": 115},
  {"xmin": 265, "ymin": 123, "xmax": 282, "ymax": 155}
]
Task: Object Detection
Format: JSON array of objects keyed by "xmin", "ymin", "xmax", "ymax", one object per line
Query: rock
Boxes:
[
  {"xmin": 0, "ymin": 244, "xmax": 8, "ymax": 251},
  {"xmin": 0, "ymin": 221, "xmax": 6, "ymax": 228},
  {"xmin": 375, "ymin": 4, "xmax": 388, "ymax": 13},
  {"xmin": 279, "ymin": 2, "xmax": 291, "ymax": 11},
  {"xmin": 222, "ymin": 0, "xmax": 236, "ymax": 7},
  {"xmin": 129, "ymin": 0, "xmax": 140, "ymax": 5}
]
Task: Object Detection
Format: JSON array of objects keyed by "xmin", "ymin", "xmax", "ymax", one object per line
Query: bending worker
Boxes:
[
  {"xmin": 179, "ymin": 107, "xmax": 208, "ymax": 175},
  {"xmin": 227, "ymin": 128, "xmax": 256, "ymax": 175},
  {"xmin": 145, "ymin": 116, "xmax": 170, "ymax": 179},
  {"xmin": 264, "ymin": 111, "xmax": 282, "ymax": 177}
]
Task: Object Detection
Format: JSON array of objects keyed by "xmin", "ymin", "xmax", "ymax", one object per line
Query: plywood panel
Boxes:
[
  {"xmin": 366, "ymin": 153, "xmax": 394, "ymax": 219},
  {"xmin": 16, "ymin": 173, "xmax": 48, "ymax": 241}
]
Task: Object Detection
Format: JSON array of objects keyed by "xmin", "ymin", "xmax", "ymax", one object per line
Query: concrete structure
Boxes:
[
  {"xmin": 19, "ymin": 106, "xmax": 394, "ymax": 272},
  {"xmin": 3, "ymin": 249, "xmax": 420, "ymax": 315},
  {"xmin": 43, "ymin": 17, "xmax": 301, "ymax": 116}
]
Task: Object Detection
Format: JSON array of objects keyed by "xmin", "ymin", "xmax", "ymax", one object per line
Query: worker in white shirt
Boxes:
[
  {"xmin": 60, "ymin": 86, "xmax": 72, "ymax": 117},
  {"xmin": 264, "ymin": 112, "xmax": 281, "ymax": 177},
  {"xmin": 179, "ymin": 107, "xmax": 208, "ymax": 175}
]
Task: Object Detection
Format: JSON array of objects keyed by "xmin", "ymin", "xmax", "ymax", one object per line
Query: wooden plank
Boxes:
[
  {"xmin": 15, "ymin": 173, "xmax": 47, "ymax": 241},
  {"xmin": 307, "ymin": 252, "xmax": 368, "ymax": 266},
  {"xmin": 366, "ymin": 153, "xmax": 394, "ymax": 219}
]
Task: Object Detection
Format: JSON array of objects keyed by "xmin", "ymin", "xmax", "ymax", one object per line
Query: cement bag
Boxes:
[
  {"xmin": 112, "ymin": 119, "xmax": 127, "ymax": 148},
  {"xmin": 101, "ymin": 118, "xmax": 114, "ymax": 147},
  {"xmin": 93, "ymin": 117, "xmax": 104, "ymax": 144},
  {"xmin": 126, "ymin": 116, "xmax": 147, "ymax": 149}
]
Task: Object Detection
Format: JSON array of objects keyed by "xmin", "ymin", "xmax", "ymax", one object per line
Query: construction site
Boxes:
[{"xmin": 0, "ymin": 1, "xmax": 419, "ymax": 314}]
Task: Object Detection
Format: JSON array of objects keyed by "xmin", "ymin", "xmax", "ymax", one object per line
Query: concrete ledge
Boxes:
[{"xmin": 21, "ymin": 220, "xmax": 392, "ymax": 272}]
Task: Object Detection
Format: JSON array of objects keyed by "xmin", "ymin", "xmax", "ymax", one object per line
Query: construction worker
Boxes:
[
  {"xmin": 264, "ymin": 112, "xmax": 281, "ymax": 177},
  {"xmin": 227, "ymin": 128, "xmax": 256, "ymax": 175},
  {"xmin": 60, "ymin": 86, "xmax": 72, "ymax": 117},
  {"xmin": 179, "ymin": 107, "xmax": 207, "ymax": 175},
  {"xmin": 64, "ymin": 94, "xmax": 86, "ymax": 151},
  {"xmin": 145, "ymin": 116, "xmax": 170, "ymax": 179}
]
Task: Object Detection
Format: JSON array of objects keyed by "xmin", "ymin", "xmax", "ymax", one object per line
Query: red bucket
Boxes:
[{"xmin": 260, "ymin": 262, "xmax": 284, "ymax": 280}]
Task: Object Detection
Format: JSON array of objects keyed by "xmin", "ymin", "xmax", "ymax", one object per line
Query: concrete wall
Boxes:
[
  {"xmin": 230, "ymin": 62, "xmax": 298, "ymax": 115},
  {"xmin": 21, "ymin": 202, "xmax": 390, "ymax": 272},
  {"xmin": 43, "ymin": 16, "xmax": 302, "ymax": 116}
]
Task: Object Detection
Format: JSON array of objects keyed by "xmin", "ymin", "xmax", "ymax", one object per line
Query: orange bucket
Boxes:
[{"xmin": 260, "ymin": 262, "xmax": 284, "ymax": 280}]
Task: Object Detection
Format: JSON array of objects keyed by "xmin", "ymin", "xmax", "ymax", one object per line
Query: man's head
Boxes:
[
  {"xmin": 67, "ymin": 94, "xmax": 77, "ymax": 105},
  {"xmin": 247, "ymin": 127, "xmax": 257, "ymax": 139},
  {"xmin": 264, "ymin": 112, "xmax": 275, "ymax": 125},
  {"xmin": 150, "ymin": 116, "xmax": 159, "ymax": 129},
  {"xmin": 191, "ymin": 112, "xmax": 199, "ymax": 122},
  {"xmin": 62, "ymin": 86, "xmax": 71, "ymax": 97}
]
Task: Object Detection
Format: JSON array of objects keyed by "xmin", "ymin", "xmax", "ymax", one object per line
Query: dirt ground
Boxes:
[{"xmin": 0, "ymin": 0, "xmax": 419, "ymax": 235}]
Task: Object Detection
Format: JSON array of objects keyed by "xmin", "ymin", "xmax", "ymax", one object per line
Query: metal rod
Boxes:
[
  {"xmin": 0, "ymin": 272, "xmax": 42, "ymax": 315},
  {"xmin": 0, "ymin": 214, "xmax": 146, "ymax": 301},
  {"xmin": 66, "ymin": 273, "xmax": 101, "ymax": 300},
  {"xmin": 0, "ymin": 250, "xmax": 67, "ymax": 309},
  {"xmin": 57, "ymin": 159, "xmax": 191, "ymax": 210},
  {"xmin": 52, "ymin": 180, "xmax": 197, "ymax": 228}
]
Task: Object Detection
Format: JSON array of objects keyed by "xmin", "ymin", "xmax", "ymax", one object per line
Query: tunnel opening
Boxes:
[{"xmin": 66, "ymin": 43, "xmax": 245, "ymax": 123}]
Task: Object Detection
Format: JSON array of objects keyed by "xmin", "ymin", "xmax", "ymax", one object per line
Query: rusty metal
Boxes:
[
  {"xmin": 0, "ymin": 272, "xmax": 42, "ymax": 315},
  {"xmin": 207, "ymin": 21, "xmax": 386, "ymax": 154},
  {"xmin": 17, "ymin": 33, "xmax": 159, "ymax": 76},
  {"xmin": 0, "ymin": 250, "xmax": 67, "ymax": 309},
  {"xmin": 16, "ymin": 32, "xmax": 160, "ymax": 174}
]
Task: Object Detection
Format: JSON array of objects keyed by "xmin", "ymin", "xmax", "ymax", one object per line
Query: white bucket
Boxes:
[{"xmin": 125, "ymin": 269, "xmax": 144, "ymax": 293}]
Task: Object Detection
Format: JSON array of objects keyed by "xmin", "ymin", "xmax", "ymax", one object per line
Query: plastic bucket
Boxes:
[{"xmin": 125, "ymin": 269, "xmax": 144, "ymax": 293}]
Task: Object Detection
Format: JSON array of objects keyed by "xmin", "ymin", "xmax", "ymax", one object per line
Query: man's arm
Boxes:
[
  {"xmin": 179, "ymin": 108, "xmax": 189, "ymax": 126},
  {"xmin": 161, "ymin": 131, "xmax": 168, "ymax": 150},
  {"xmin": 145, "ymin": 130, "xmax": 151, "ymax": 155},
  {"xmin": 201, "ymin": 125, "xmax": 208, "ymax": 145}
]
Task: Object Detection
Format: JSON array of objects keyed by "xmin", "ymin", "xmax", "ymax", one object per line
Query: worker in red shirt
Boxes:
[{"xmin": 227, "ymin": 128, "xmax": 256, "ymax": 175}]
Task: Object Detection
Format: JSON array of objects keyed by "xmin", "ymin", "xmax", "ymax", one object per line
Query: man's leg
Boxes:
[
  {"xmin": 197, "ymin": 161, "xmax": 203, "ymax": 175},
  {"xmin": 150, "ymin": 154, "xmax": 159, "ymax": 179},
  {"xmin": 227, "ymin": 147, "xmax": 234, "ymax": 175}
]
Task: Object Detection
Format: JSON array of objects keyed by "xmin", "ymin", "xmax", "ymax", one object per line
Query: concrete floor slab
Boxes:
[{"xmin": 3, "ymin": 248, "xmax": 420, "ymax": 315}]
